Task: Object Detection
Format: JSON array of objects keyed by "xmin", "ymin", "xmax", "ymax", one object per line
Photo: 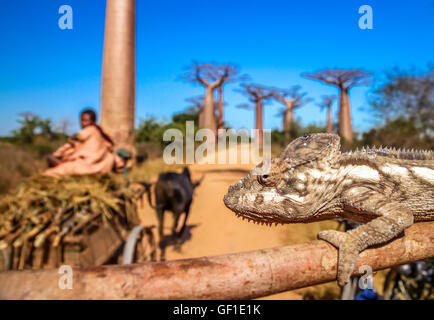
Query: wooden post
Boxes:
[
  {"xmin": 100, "ymin": 0, "xmax": 136, "ymax": 150},
  {"xmin": 1, "ymin": 222, "xmax": 433, "ymax": 299}
]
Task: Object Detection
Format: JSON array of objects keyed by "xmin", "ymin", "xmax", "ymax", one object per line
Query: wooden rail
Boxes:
[{"xmin": 0, "ymin": 222, "xmax": 433, "ymax": 300}]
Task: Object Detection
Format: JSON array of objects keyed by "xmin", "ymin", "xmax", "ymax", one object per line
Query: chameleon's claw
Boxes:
[
  {"xmin": 318, "ymin": 230, "xmax": 347, "ymax": 248},
  {"xmin": 336, "ymin": 241, "xmax": 360, "ymax": 286},
  {"xmin": 318, "ymin": 230, "xmax": 361, "ymax": 287}
]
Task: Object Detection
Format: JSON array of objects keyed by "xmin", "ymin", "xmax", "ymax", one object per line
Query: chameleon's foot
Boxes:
[
  {"xmin": 318, "ymin": 230, "xmax": 347, "ymax": 248},
  {"xmin": 318, "ymin": 230, "xmax": 361, "ymax": 287}
]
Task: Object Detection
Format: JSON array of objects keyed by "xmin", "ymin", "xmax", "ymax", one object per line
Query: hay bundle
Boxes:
[{"xmin": 0, "ymin": 175, "xmax": 142, "ymax": 270}]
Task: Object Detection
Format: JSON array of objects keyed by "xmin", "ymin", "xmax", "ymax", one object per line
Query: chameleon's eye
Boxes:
[{"xmin": 257, "ymin": 173, "xmax": 275, "ymax": 187}]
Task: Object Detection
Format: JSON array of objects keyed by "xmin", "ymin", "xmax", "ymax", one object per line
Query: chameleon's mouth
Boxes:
[{"xmin": 223, "ymin": 191, "xmax": 288, "ymax": 225}]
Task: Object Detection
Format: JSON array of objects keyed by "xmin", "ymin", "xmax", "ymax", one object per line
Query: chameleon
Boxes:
[{"xmin": 223, "ymin": 133, "xmax": 434, "ymax": 286}]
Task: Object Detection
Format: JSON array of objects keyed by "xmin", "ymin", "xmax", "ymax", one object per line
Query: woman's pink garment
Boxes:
[{"xmin": 44, "ymin": 125, "xmax": 116, "ymax": 176}]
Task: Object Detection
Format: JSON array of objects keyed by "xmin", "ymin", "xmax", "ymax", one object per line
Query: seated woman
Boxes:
[{"xmin": 44, "ymin": 109, "xmax": 124, "ymax": 176}]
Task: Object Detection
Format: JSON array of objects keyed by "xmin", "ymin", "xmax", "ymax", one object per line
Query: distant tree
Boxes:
[
  {"xmin": 272, "ymin": 85, "xmax": 312, "ymax": 143},
  {"xmin": 172, "ymin": 106, "xmax": 199, "ymax": 125},
  {"xmin": 215, "ymin": 66, "xmax": 248, "ymax": 130},
  {"xmin": 317, "ymin": 95, "xmax": 337, "ymax": 133},
  {"xmin": 270, "ymin": 129, "xmax": 285, "ymax": 146},
  {"xmin": 236, "ymin": 84, "xmax": 275, "ymax": 146},
  {"xmin": 55, "ymin": 118, "xmax": 72, "ymax": 136},
  {"xmin": 12, "ymin": 113, "xmax": 38, "ymax": 144},
  {"xmin": 12, "ymin": 113, "xmax": 55, "ymax": 144},
  {"xmin": 185, "ymin": 96, "xmax": 219, "ymax": 129},
  {"xmin": 38, "ymin": 118, "xmax": 53, "ymax": 136},
  {"xmin": 270, "ymin": 121, "xmax": 325, "ymax": 148},
  {"xmin": 181, "ymin": 62, "xmax": 246, "ymax": 135},
  {"xmin": 303, "ymin": 69, "xmax": 372, "ymax": 143},
  {"xmin": 135, "ymin": 107, "xmax": 202, "ymax": 151},
  {"xmin": 185, "ymin": 96, "xmax": 204, "ymax": 125},
  {"xmin": 369, "ymin": 64, "xmax": 434, "ymax": 137},
  {"xmin": 135, "ymin": 117, "xmax": 166, "ymax": 145},
  {"xmin": 360, "ymin": 117, "xmax": 433, "ymax": 150}
]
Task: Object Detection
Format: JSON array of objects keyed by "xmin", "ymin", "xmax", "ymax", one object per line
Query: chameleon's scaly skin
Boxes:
[{"xmin": 223, "ymin": 133, "xmax": 434, "ymax": 286}]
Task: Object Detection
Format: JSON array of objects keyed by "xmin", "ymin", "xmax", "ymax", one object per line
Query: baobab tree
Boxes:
[
  {"xmin": 181, "ymin": 62, "xmax": 245, "ymax": 135},
  {"xmin": 237, "ymin": 84, "xmax": 275, "ymax": 146},
  {"xmin": 215, "ymin": 68, "xmax": 248, "ymax": 130},
  {"xmin": 185, "ymin": 96, "xmax": 219, "ymax": 128},
  {"xmin": 186, "ymin": 96, "xmax": 205, "ymax": 127},
  {"xmin": 302, "ymin": 69, "xmax": 371, "ymax": 143},
  {"xmin": 317, "ymin": 95, "xmax": 336, "ymax": 133},
  {"xmin": 272, "ymin": 86, "xmax": 312, "ymax": 142},
  {"xmin": 100, "ymin": 0, "xmax": 136, "ymax": 150}
]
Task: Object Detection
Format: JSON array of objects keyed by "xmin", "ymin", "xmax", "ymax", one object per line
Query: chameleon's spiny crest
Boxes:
[{"xmin": 279, "ymin": 133, "xmax": 341, "ymax": 166}]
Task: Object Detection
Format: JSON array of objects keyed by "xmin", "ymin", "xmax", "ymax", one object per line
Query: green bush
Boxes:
[{"xmin": 359, "ymin": 117, "xmax": 434, "ymax": 150}]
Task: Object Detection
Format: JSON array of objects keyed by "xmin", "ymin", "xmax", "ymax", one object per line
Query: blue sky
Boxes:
[{"xmin": 0, "ymin": 0, "xmax": 433, "ymax": 136}]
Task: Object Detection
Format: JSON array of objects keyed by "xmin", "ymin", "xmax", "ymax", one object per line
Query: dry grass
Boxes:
[
  {"xmin": 0, "ymin": 143, "xmax": 46, "ymax": 195},
  {"xmin": 0, "ymin": 174, "xmax": 140, "ymax": 270}
]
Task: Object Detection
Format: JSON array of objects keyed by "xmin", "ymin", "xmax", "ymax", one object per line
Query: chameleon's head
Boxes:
[{"xmin": 223, "ymin": 133, "xmax": 341, "ymax": 224}]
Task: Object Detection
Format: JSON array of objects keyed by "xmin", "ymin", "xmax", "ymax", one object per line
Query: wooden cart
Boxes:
[{"xmin": 0, "ymin": 181, "xmax": 157, "ymax": 271}]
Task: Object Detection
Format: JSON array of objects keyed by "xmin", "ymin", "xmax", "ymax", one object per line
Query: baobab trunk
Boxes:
[
  {"xmin": 338, "ymin": 87, "xmax": 353, "ymax": 143},
  {"xmin": 255, "ymin": 100, "xmax": 264, "ymax": 146},
  {"xmin": 202, "ymin": 86, "xmax": 217, "ymax": 135},
  {"xmin": 100, "ymin": 0, "xmax": 136, "ymax": 149},
  {"xmin": 282, "ymin": 115, "xmax": 287, "ymax": 133},
  {"xmin": 326, "ymin": 106, "xmax": 333, "ymax": 133},
  {"xmin": 198, "ymin": 108, "xmax": 204, "ymax": 128},
  {"xmin": 303, "ymin": 70, "xmax": 370, "ymax": 144},
  {"xmin": 217, "ymin": 86, "xmax": 224, "ymax": 130},
  {"xmin": 284, "ymin": 110, "xmax": 294, "ymax": 144},
  {"xmin": 284, "ymin": 101, "xmax": 294, "ymax": 143}
]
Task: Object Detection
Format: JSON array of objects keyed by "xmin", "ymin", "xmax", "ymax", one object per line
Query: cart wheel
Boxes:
[{"xmin": 122, "ymin": 225, "xmax": 144, "ymax": 265}]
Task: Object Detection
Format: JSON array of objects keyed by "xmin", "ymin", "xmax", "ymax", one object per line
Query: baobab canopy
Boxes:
[{"xmin": 303, "ymin": 69, "xmax": 372, "ymax": 143}]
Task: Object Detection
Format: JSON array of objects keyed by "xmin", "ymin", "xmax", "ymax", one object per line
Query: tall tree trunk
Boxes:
[
  {"xmin": 217, "ymin": 86, "xmax": 224, "ymax": 130},
  {"xmin": 285, "ymin": 108, "xmax": 294, "ymax": 132},
  {"xmin": 100, "ymin": 0, "xmax": 136, "ymax": 149},
  {"xmin": 198, "ymin": 107, "xmax": 204, "ymax": 128},
  {"xmin": 326, "ymin": 106, "xmax": 333, "ymax": 133},
  {"xmin": 255, "ymin": 100, "xmax": 263, "ymax": 146},
  {"xmin": 338, "ymin": 87, "xmax": 353, "ymax": 143},
  {"xmin": 203, "ymin": 86, "xmax": 217, "ymax": 135},
  {"xmin": 284, "ymin": 101, "xmax": 294, "ymax": 144}
]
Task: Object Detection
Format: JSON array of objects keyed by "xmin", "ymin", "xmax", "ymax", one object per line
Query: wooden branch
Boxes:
[
  {"xmin": 1, "ymin": 222, "xmax": 433, "ymax": 300},
  {"xmin": 195, "ymin": 67, "xmax": 209, "ymax": 86}
]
